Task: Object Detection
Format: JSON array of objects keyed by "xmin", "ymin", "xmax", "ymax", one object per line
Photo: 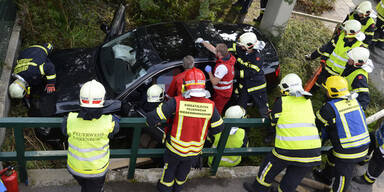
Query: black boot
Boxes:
[
  {"xmin": 353, "ymin": 175, "xmax": 374, "ymax": 185},
  {"xmin": 243, "ymin": 182, "xmax": 256, "ymax": 192},
  {"xmin": 312, "ymin": 169, "xmax": 332, "ymax": 185}
]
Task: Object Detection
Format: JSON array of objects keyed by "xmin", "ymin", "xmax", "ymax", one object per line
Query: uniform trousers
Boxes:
[
  {"xmin": 251, "ymin": 153, "xmax": 313, "ymax": 192},
  {"xmin": 363, "ymin": 147, "xmax": 384, "ymax": 183},
  {"xmin": 321, "ymin": 151, "xmax": 356, "ymax": 192},
  {"xmin": 238, "ymin": 88, "xmax": 269, "ymax": 119},
  {"xmin": 73, "ymin": 174, "xmax": 106, "ymax": 192},
  {"xmin": 158, "ymin": 148, "xmax": 197, "ymax": 192},
  {"xmin": 212, "ymin": 92, "xmax": 231, "ymax": 115}
]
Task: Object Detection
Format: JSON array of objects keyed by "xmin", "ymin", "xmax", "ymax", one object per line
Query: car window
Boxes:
[
  {"xmin": 155, "ymin": 66, "xmax": 183, "ymax": 93},
  {"xmin": 99, "ymin": 31, "xmax": 147, "ymax": 94}
]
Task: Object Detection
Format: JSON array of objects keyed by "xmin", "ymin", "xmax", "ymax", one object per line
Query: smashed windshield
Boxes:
[{"xmin": 99, "ymin": 31, "xmax": 146, "ymax": 93}]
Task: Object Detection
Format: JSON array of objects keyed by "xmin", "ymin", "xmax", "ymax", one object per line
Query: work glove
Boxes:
[
  {"xmin": 320, "ymin": 59, "xmax": 326, "ymax": 68},
  {"xmin": 45, "ymin": 84, "xmax": 56, "ymax": 93},
  {"xmin": 192, "ymin": 155, "xmax": 203, "ymax": 170},
  {"xmin": 195, "ymin": 37, "xmax": 204, "ymax": 44},
  {"xmin": 305, "ymin": 54, "xmax": 313, "ymax": 61},
  {"xmin": 204, "ymin": 65, "xmax": 212, "ymax": 73}
]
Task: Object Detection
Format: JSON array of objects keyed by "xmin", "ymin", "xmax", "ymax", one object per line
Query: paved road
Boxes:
[
  {"xmin": 20, "ymin": 177, "xmax": 254, "ymax": 192},
  {"xmin": 369, "ymin": 46, "xmax": 384, "ymax": 93}
]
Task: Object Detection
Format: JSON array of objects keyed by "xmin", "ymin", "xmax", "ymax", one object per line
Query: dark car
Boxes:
[{"xmin": 32, "ymin": 5, "xmax": 280, "ymax": 145}]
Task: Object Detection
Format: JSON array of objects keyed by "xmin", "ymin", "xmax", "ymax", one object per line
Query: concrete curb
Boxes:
[{"xmin": 27, "ymin": 166, "xmax": 259, "ymax": 187}]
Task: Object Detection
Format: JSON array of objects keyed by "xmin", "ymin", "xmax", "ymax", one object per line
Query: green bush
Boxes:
[{"xmin": 296, "ymin": 0, "xmax": 336, "ymax": 15}]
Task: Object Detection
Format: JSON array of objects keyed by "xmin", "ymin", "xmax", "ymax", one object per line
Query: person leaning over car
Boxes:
[
  {"xmin": 228, "ymin": 32, "xmax": 269, "ymax": 120},
  {"xmin": 147, "ymin": 68, "xmax": 224, "ymax": 192},
  {"xmin": 61, "ymin": 80, "xmax": 120, "ymax": 192},
  {"xmin": 166, "ymin": 55, "xmax": 195, "ymax": 98},
  {"xmin": 9, "ymin": 43, "xmax": 56, "ymax": 100},
  {"xmin": 195, "ymin": 39, "xmax": 236, "ymax": 115}
]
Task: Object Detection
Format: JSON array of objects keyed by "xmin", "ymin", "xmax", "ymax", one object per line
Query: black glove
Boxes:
[{"xmin": 192, "ymin": 155, "xmax": 203, "ymax": 170}]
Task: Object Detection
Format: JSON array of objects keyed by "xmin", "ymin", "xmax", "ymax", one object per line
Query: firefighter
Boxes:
[
  {"xmin": 145, "ymin": 84, "xmax": 164, "ymax": 112},
  {"xmin": 353, "ymin": 121, "xmax": 384, "ymax": 185},
  {"xmin": 340, "ymin": 1, "xmax": 375, "ymax": 47},
  {"xmin": 313, "ymin": 76, "xmax": 370, "ymax": 192},
  {"xmin": 228, "ymin": 32, "xmax": 269, "ymax": 120},
  {"xmin": 166, "ymin": 55, "xmax": 195, "ymax": 98},
  {"xmin": 243, "ymin": 73, "xmax": 321, "ymax": 192},
  {"xmin": 9, "ymin": 43, "xmax": 56, "ymax": 100},
  {"xmin": 147, "ymin": 68, "xmax": 224, "ymax": 192},
  {"xmin": 373, "ymin": 0, "xmax": 384, "ymax": 48},
  {"xmin": 61, "ymin": 79, "xmax": 120, "ymax": 192},
  {"xmin": 341, "ymin": 47, "xmax": 374, "ymax": 110},
  {"xmin": 305, "ymin": 20, "xmax": 365, "ymax": 88},
  {"xmin": 195, "ymin": 38, "xmax": 236, "ymax": 115},
  {"xmin": 207, "ymin": 105, "xmax": 248, "ymax": 167}
]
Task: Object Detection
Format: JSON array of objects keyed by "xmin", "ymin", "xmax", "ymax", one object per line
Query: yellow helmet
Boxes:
[{"xmin": 323, "ymin": 76, "xmax": 350, "ymax": 98}]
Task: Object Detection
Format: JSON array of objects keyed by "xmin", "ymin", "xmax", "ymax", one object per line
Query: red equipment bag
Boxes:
[{"xmin": 0, "ymin": 166, "xmax": 19, "ymax": 192}]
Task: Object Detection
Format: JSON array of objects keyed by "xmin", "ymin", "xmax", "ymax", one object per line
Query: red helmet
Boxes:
[{"xmin": 184, "ymin": 68, "xmax": 207, "ymax": 97}]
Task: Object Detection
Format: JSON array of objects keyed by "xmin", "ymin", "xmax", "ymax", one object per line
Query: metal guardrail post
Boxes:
[
  {"xmin": 209, "ymin": 124, "xmax": 231, "ymax": 176},
  {"xmin": 14, "ymin": 127, "xmax": 27, "ymax": 184},
  {"xmin": 128, "ymin": 126, "xmax": 142, "ymax": 179}
]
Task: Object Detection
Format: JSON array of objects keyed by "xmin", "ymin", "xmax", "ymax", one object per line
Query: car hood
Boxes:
[{"xmin": 50, "ymin": 48, "xmax": 99, "ymax": 103}]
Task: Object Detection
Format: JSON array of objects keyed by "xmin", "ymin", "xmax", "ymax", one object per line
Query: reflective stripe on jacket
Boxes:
[
  {"xmin": 274, "ymin": 96, "xmax": 321, "ymax": 163},
  {"xmin": 328, "ymin": 99, "xmax": 370, "ymax": 153},
  {"xmin": 207, "ymin": 128, "xmax": 246, "ymax": 167},
  {"xmin": 166, "ymin": 96, "xmax": 215, "ymax": 157},
  {"xmin": 325, "ymin": 33, "xmax": 363, "ymax": 75},
  {"xmin": 344, "ymin": 68, "xmax": 368, "ymax": 93},
  {"xmin": 213, "ymin": 54, "xmax": 236, "ymax": 97},
  {"xmin": 67, "ymin": 112, "xmax": 114, "ymax": 177},
  {"xmin": 377, "ymin": 0, "xmax": 384, "ymax": 21}
]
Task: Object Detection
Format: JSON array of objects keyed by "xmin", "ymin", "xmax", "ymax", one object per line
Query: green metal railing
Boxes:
[{"xmin": 0, "ymin": 117, "xmax": 271, "ymax": 184}]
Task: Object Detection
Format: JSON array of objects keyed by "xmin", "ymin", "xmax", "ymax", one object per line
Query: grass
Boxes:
[{"xmin": 6, "ymin": 1, "xmax": 384, "ymax": 168}]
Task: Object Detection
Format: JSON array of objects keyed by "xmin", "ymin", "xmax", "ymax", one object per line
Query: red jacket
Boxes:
[
  {"xmin": 167, "ymin": 70, "xmax": 188, "ymax": 97},
  {"xmin": 213, "ymin": 54, "xmax": 236, "ymax": 97},
  {"xmin": 167, "ymin": 96, "xmax": 217, "ymax": 157}
]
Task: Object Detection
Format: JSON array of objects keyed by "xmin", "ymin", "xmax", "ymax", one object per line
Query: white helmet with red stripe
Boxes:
[{"xmin": 80, "ymin": 79, "xmax": 106, "ymax": 108}]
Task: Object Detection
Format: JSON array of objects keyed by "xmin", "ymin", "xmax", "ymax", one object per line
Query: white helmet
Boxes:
[
  {"xmin": 356, "ymin": 1, "xmax": 372, "ymax": 16},
  {"xmin": 342, "ymin": 20, "xmax": 365, "ymax": 40},
  {"xmin": 238, "ymin": 32, "xmax": 257, "ymax": 50},
  {"xmin": 79, "ymin": 79, "xmax": 106, "ymax": 108},
  {"xmin": 147, "ymin": 84, "xmax": 164, "ymax": 102},
  {"xmin": 279, "ymin": 73, "xmax": 312, "ymax": 97},
  {"xmin": 9, "ymin": 79, "xmax": 27, "ymax": 99},
  {"xmin": 347, "ymin": 47, "xmax": 370, "ymax": 66},
  {"xmin": 224, "ymin": 105, "xmax": 246, "ymax": 119}
]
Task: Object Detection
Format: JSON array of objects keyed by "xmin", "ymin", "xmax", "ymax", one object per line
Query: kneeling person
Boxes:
[{"xmin": 208, "ymin": 105, "xmax": 248, "ymax": 167}]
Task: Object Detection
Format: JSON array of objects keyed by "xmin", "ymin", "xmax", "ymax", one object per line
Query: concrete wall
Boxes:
[{"xmin": 260, "ymin": 0, "xmax": 297, "ymax": 37}]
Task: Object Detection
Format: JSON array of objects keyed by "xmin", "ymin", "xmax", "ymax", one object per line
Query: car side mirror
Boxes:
[{"xmin": 100, "ymin": 23, "xmax": 109, "ymax": 34}]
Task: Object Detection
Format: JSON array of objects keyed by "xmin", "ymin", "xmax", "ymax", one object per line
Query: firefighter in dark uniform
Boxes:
[
  {"xmin": 313, "ymin": 76, "xmax": 370, "ymax": 192},
  {"xmin": 340, "ymin": 1, "xmax": 375, "ymax": 47},
  {"xmin": 243, "ymin": 73, "xmax": 322, "ymax": 192},
  {"xmin": 9, "ymin": 43, "xmax": 56, "ymax": 100},
  {"xmin": 341, "ymin": 47, "xmax": 374, "ymax": 111},
  {"xmin": 61, "ymin": 80, "xmax": 120, "ymax": 192},
  {"xmin": 353, "ymin": 121, "xmax": 384, "ymax": 185},
  {"xmin": 228, "ymin": 32, "xmax": 269, "ymax": 119},
  {"xmin": 146, "ymin": 68, "xmax": 224, "ymax": 192},
  {"xmin": 305, "ymin": 20, "xmax": 364, "ymax": 89},
  {"xmin": 373, "ymin": 0, "xmax": 384, "ymax": 48}
]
